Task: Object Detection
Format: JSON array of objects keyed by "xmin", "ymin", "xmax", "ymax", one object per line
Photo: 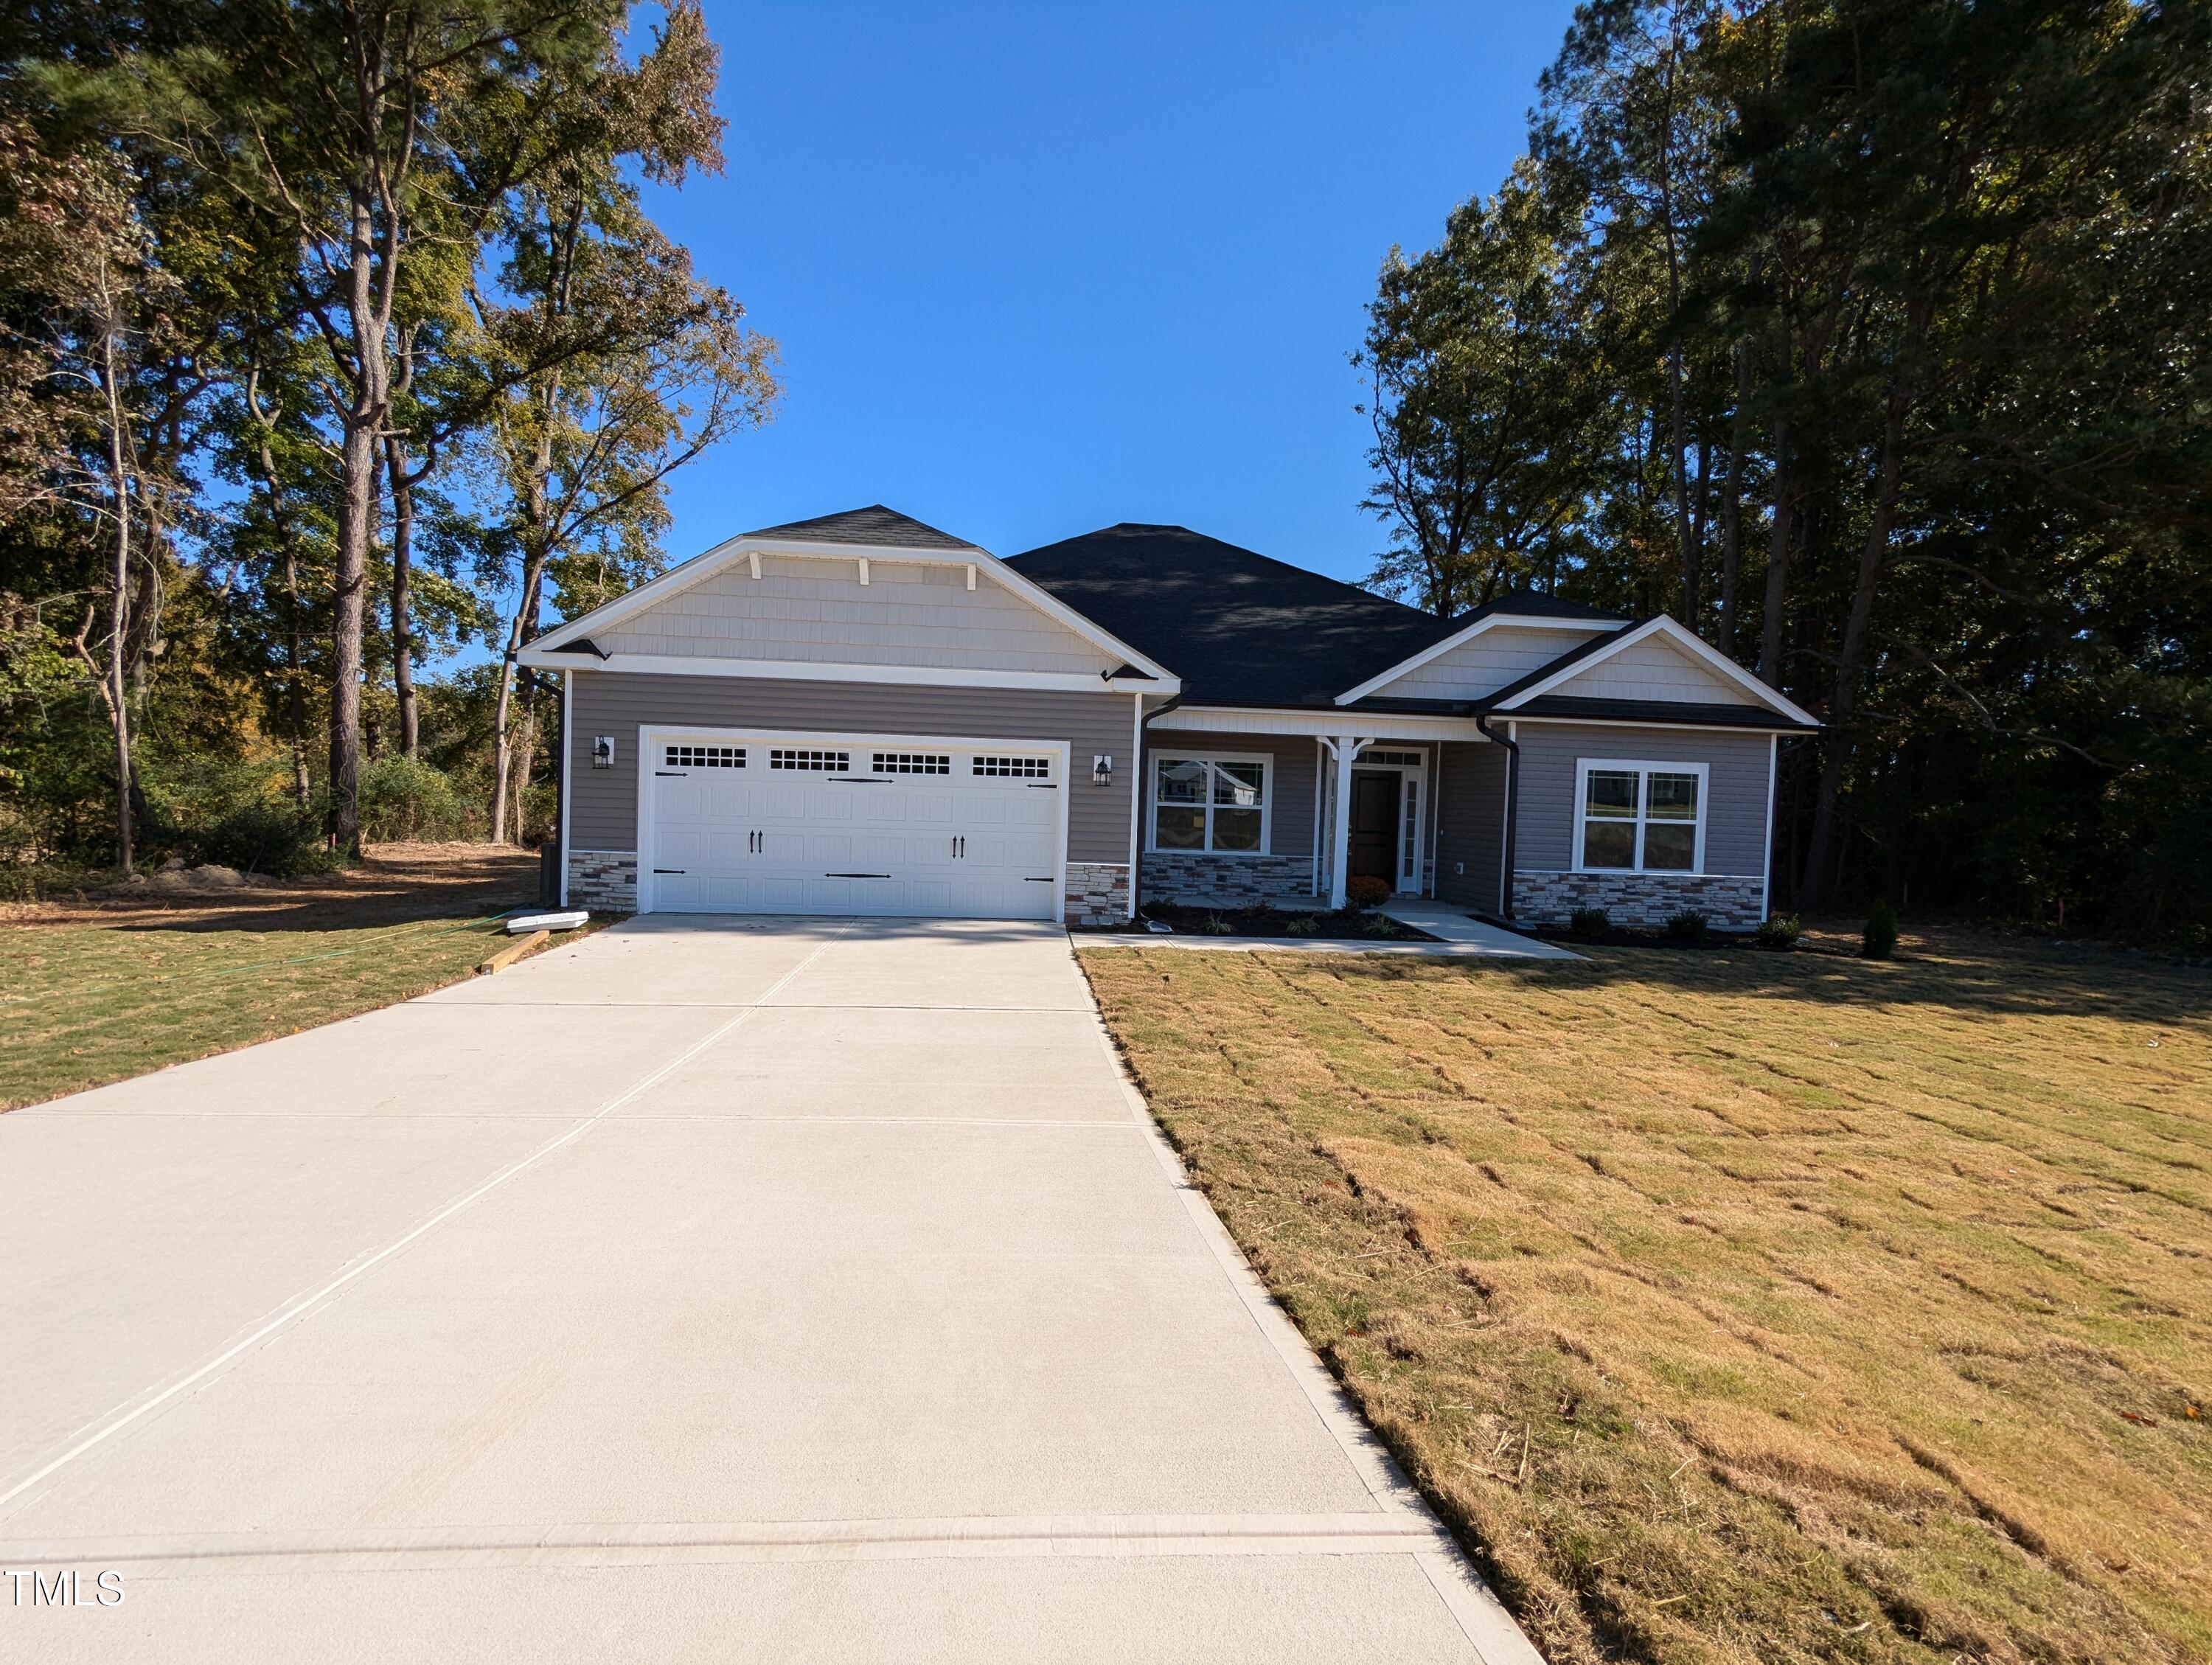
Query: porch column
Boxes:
[{"xmin": 1328, "ymin": 734, "xmax": 1359, "ymax": 909}]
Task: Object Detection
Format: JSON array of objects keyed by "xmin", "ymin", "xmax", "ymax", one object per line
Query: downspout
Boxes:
[
  {"xmin": 1474, "ymin": 714, "xmax": 1519, "ymax": 918},
  {"xmin": 1131, "ymin": 693, "xmax": 1180, "ymax": 922}
]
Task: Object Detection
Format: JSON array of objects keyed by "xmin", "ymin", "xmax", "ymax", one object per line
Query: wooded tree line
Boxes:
[
  {"xmin": 1360, "ymin": 0, "xmax": 2209, "ymax": 942},
  {"xmin": 0, "ymin": 0, "xmax": 776, "ymax": 882}
]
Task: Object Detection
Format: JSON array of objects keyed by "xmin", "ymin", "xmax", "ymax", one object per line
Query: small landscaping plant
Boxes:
[
  {"xmin": 1863, "ymin": 897, "xmax": 1899, "ymax": 959},
  {"xmin": 1286, "ymin": 913, "xmax": 1321, "ymax": 936},
  {"xmin": 1568, "ymin": 906, "xmax": 1610, "ymax": 941},
  {"xmin": 1345, "ymin": 875, "xmax": 1392, "ymax": 910},
  {"xmin": 1666, "ymin": 908, "xmax": 1709, "ymax": 943},
  {"xmin": 1198, "ymin": 912, "xmax": 1234, "ymax": 935},
  {"xmin": 1755, "ymin": 912, "xmax": 1802, "ymax": 949}
]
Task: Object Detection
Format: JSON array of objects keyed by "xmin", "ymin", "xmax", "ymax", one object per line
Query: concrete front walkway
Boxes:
[{"xmin": 0, "ymin": 917, "xmax": 1537, "ymax": 1664}]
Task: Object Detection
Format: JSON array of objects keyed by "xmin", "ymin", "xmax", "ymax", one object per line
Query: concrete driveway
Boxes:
[{"xmin": 1, "ymin": 917, "xmax": 1534, "ymax": 1664}]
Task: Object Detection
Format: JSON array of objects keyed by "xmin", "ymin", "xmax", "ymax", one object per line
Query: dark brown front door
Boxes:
[{"xmin": 1349, "ymin": 771, "xmax": 1399, "ymax": 886}]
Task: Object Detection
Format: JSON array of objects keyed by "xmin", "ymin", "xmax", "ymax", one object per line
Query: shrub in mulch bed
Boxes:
[{"xmin": 1129, "ymin": 902, "xmax": 1437, "ymax": 942}]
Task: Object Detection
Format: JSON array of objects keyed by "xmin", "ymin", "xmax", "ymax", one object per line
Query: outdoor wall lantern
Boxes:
[
  {"xmin": 592, "ymin": 735, "xmax": 616, "ymax": 770},
  {"xmin": 1093, "ymin": 754, "xmax": 1113, "ymax": 787}
]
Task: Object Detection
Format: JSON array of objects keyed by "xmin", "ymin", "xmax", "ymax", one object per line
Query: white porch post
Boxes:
[{"xmin": 1328, "ymin": 734, "xmax": 1359, "ymax": 909}]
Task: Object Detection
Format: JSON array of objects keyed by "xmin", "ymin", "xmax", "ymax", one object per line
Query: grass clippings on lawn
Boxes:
[
  {"xmin": 1080, "ymin": 932, "xmax": 2212, "ymax": 1665},
  {"xmin": 0, "ymin": 843, "xmax": 546, "ymax": 1110}
]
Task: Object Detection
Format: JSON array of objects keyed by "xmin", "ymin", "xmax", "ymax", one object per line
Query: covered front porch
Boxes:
[{"xmin": 1136, "ymin": 707, "xmax": 1508, "ymax": 913}]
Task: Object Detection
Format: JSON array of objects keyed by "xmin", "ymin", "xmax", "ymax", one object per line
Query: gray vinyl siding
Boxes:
[
  {"xmin": 1433, "ymin": 741, "xmax": 1506, "ymax": 911},
  {"xmin": 564, "ymin": 670, "xmax": 1138, "ymax": 865},
  {"xmin": 1511, "ymin": 720, "xmax": 1771, "ymax": 877},
  {"xmin": 1138, "ymin": 729, "xmax": 1319, "ymax": 858}
]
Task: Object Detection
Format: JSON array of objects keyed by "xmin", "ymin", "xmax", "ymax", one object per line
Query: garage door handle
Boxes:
[
  {"xmin": 1027, "ymin": 782, "xmax": 1057, "ymax": 789},
  {"xmin": 825, "ymin": 872, "xmax": 891, "ymax": 879},
  {"xmin": 654, "ymin": 869, "xmax": 686, "ymax": 875},
  {"xmin": 1023, "ymin": 877, "xmax": 1053, "ymax": 883},
  {"xmin": 951, "ymin": 835, "xmax": 965, "ymax": 858}
]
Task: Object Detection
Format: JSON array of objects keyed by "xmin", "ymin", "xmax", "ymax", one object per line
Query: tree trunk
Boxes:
[
  {"xmin": 487, "ymin": 550, "xmax": 547, "ymax": 845},
  {"xmin": 327, "ymin": 187, "xmax": 393, "ymax": 855},
  {"xmin": 385, "ymin": 434, "xmax": 420, "ymax": 758},
  {"xmin": 1756, "ymin": 423, "xmax": 1792, "ymax": 688},
  {"xmin": 1801, "ymin": 380, "xmax": 1910, "ymax": 906},
  {"xmin": 1718, "ymin": 339, "xmax": 1750, "ymax": 658},
  {"xmin": 507, "ymin": 678, "xmax": 540, "ymax": 844},
  {"xmin": 93, "ymin": 292, "xmax": 134, "ymax": 873}
]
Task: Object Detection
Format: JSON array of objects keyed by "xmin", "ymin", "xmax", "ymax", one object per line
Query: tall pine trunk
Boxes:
[
  {"xmin": 1718, "ymin": 338, "xmax": 1750, "ymax": 658},
  {"xmin": 385, "ymin": 434, "xmax": 420, "ymax": 758},
  {"xmin": 1801, "ymin": 374, "xmax": 1913, "ymax": 906},
  {"xmin": 1756, "ymin": 422, "xmax": 1792, "ymax": 688},
  {"xmin": 327, "ymin": 190, "xmax": 391, "ymax": 854}
]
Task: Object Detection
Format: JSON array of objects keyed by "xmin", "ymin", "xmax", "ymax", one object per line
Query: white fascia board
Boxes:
[
  {"xmin": 525, "ymin": 534, "xmax": 1178, "ymax": 690},
  {"xmin": 1491, "ymin": 614, "xmax": 1821, "ymax": 727},
  {"xmin": 1149, "ymin": 704, "xmax": 1491, "ymax": 742},
  {"xmin": 514, "ymin": 649, "xmax": 1175, "ymax": 695},
  {"xmin": 1332, "ymin": 612, "xmax": 1627, "ymax": 706}
]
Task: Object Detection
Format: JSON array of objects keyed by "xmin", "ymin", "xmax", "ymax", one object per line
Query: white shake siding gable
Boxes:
[{"xmin": 594, "ymin": 554, "xmax": 1118, "ymax": 675}]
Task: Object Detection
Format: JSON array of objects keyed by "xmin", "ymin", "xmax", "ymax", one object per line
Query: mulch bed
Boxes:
[{"xmin": 1130, "ymin": 903, "xmax": 1438, "ymax": 942}]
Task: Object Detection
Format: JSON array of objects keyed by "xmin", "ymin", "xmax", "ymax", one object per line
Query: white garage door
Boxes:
[{"xmin": 644, "ymin": 733, "xmax": 1063, "ymax": 920}]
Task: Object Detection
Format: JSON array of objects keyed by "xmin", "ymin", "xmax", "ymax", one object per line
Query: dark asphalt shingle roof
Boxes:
[
  {"xmin": 1005, "ymin": 523, "xmax": 1623, "ymax": 706},
  {"xmin": 743, "ymin": 504, "xmax": 981, "ymax": 552}
]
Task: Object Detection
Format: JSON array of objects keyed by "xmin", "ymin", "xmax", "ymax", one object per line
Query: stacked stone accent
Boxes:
[
  {"xmin": 1064, "ymin": 862, "xmax": 1132, "ymax": 928},
  {"xmin": 1512, "ymin": 870, "xmax": 1765, "ymax": 931},
  {"xmin": 1140, "ymin": 852, "xmax": 1316, "ymax": 908},
  {"xmin": 567, "ymin": 849, "xmax": 639, "ymax": 912}
]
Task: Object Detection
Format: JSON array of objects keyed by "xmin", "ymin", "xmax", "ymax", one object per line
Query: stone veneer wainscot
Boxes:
[
  {"xmin": 1140, "ymin": 851, "xmax": 1315, "ymax": 908},
  {"xmin": 1064, "ymin": 862, "xmax": 1132, "ymax": 928},
  {"xmin": 568, "ymin": 849, "xmax": 639, "ymax": 912},
  {"xmin": 1512, "ymin": 870, "xmax": 1765, "ymax": 932}
]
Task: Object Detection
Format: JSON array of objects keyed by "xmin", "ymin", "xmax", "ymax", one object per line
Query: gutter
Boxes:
[{"xmin": 1473, "ymin": 713, "xmax": 1518, "ymax": 918}]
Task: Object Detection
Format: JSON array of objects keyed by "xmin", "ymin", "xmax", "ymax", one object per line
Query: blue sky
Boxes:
[{"xmin": 645, "ymin": 2, "xmax": 1579, "ymax": 585}]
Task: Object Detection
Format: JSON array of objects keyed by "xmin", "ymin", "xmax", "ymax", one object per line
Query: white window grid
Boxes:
[
  {"xmin": 1365, "ymin": 749, "xmax": 1422, "ymax": 767},
  {"xmin": 973, "ymin": 755, "xmax": 1051, "ymax": 778},
  {"xmin": 665, "ymin": 745, "xmax": 745, "ymax": 768},
  {"xmin": 770, "ymin": 748, "xmax": 850, "ymax": 771},
  {"xmin": 872, "ymin": 752, "xmax": 950, "ymax": 774},
  {"xmin": 1149, "ymin": 753, "xmax": 1271, "ymax": 855},
  {"xmin": 1573, "ymin": 758, "xmax": 1708, "ymax": 874}
]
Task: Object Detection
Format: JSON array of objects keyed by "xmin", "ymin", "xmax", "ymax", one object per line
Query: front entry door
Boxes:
[{"xmin": 1348, "ymin": 771, "xmax": 1399, "ymax": 887}]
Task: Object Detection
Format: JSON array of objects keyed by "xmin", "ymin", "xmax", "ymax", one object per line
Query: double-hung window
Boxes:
[
  {"xmin": 1576, "ymin": 759, "xmax": 1706, "ymax": 873},
  {"xmin": 1152, "ymin": 754, "xmax": 1268, "ymax": 853}
]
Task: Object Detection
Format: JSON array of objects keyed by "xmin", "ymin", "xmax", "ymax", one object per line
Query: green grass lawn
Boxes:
[
  {"xmin": 1, "ymin": 911, "xmax": 531, "ymax": 1109},
  {"xmin": 1082, "ymin": 931, "xmax": 2212, "ymax": 1665}
]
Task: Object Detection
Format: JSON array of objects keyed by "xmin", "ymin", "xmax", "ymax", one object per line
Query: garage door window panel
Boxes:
[{"xmin": 1151, "ymin": 755, "xmax": 1270, "ymax": 854}]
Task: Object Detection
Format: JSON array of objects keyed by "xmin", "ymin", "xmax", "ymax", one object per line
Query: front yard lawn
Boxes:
[
  {"xmin": 0, "ymin": 844, "xmax": 543, "ymax": 1110},
  {"xmin": 1081, "ymin": 931, "xmax": 2211, "ymax": 1665}
]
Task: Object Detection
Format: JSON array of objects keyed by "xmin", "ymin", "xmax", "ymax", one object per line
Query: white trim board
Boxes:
[
  {"xmin": 631, "ymin": 723, "xmax": 1071, "ymax": 920},
  {"xmin": 515, "ymin": 650, "xmax": 1152, "ymax": 695},
  {"xmin": 1492, "ymin": 615, "xmax": 1820, "ymax": 727},
  {"xmin": 525, "ymin": 535, "xmax": 1180, "ymax": 690},
  {"xmin": 1334, "ymin": 613, "xmax": 1627, "ymax": 706},
  {"xmin": 1150, "ymin": 705, "xmax": 1496, "ymax": 742}
]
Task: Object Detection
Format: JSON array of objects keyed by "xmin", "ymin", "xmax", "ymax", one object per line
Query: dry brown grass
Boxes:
[{"xmin": 1080, "ymin": 930, "xmax": 2212, "ymax": 1664}]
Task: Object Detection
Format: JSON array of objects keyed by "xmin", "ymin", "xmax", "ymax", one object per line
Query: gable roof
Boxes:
[
  {"xmin": 1484, "ymin": 615, "xmax": 1820, "ymax": 728},
  {"xmin": 521, "ymin": 505, "xmax": 1178, "ymax": 689},
  {"xmin": 741, "ymin": 504, "xmax": 981, "ymax": 552},
  {"xmin": 1006, "ymin": 523, "xmax": 1621, "ymax": 706}
]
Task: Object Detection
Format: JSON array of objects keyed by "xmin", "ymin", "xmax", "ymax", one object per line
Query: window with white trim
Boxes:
[
  {"xmin": 973, "ymin": 755, "xmax": 1051, "ymax": 778},
  {"xmin": 665, "ymin": 744, "xmax": 744, "ymax": 768},
  {"xmin": 872, "ymin": 752, "xmax": 950, "ymax": 774},
  {"xmin": 1576, "ymin": 759, "xmax": 1706, "ymax": 873},
  {"xmin": 770, "ymin": 748, "xmax": 849, "ymax": 771},
  {"xmin": 1151, "ymin": 754, "xmax": 1269, "ymax": 853}
]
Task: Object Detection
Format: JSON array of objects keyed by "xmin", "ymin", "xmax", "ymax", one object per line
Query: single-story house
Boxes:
[{"xmin": 519, "ymin": 506, "xmax": 1818, "ymax": 931}]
